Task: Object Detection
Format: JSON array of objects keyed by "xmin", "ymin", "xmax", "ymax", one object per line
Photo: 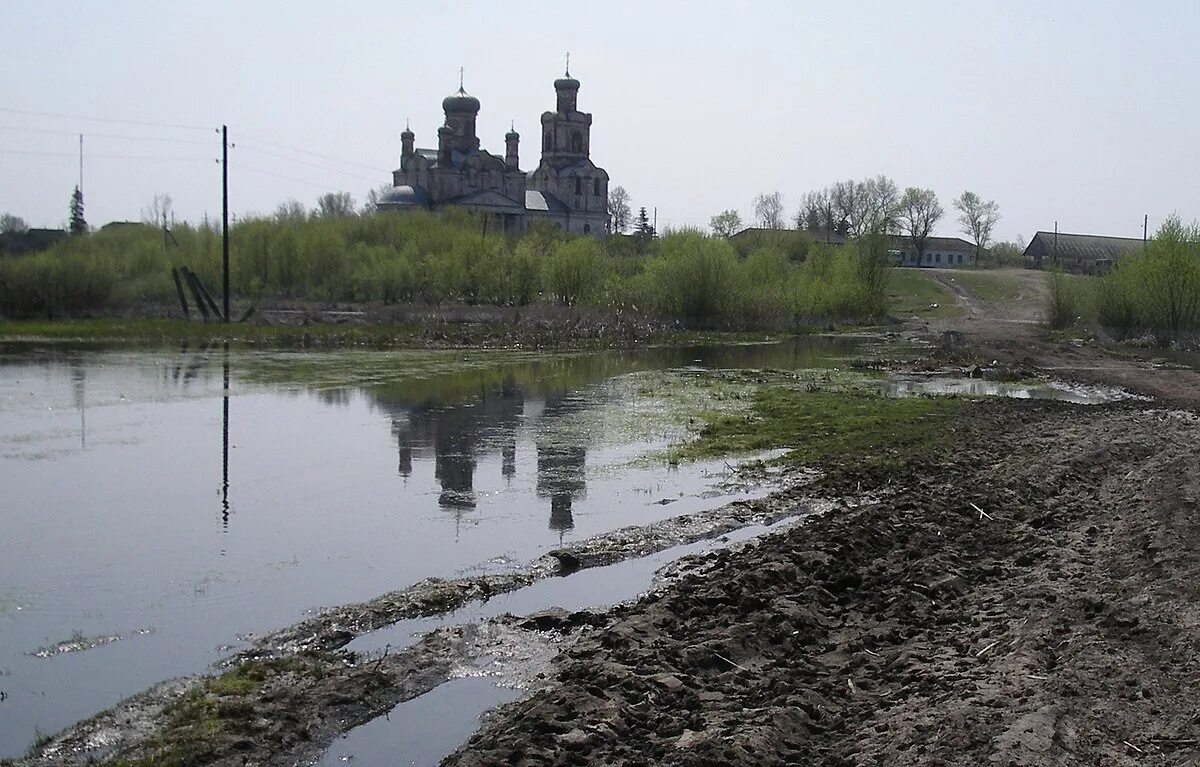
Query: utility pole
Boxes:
[
  {"xmin": 653, "ymin": 206, "xmax": 657, "ymax": 234},
  {"xmin": 1054, "ymin": 220, "xmax": 1058, "ymax": 266},
  {"xmin": 1143, "ymin": 214, "xmax": 1148, "ymax": 249},
  {"xmin": 222, "ymin": 125, "xmax": 230, "ymax": 323},
  {"xmin": 78, "ymin": 134, "xmax": 83, "ymax": 193}
]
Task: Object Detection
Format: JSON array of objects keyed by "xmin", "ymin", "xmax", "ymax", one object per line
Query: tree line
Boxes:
[
  {"xmin": 0, "ymin": 206, "xmax": 894, "ymax": 328},
  {"xmin": 707, "ymin": 177, "xmax": 1006, "ymax": 266}
]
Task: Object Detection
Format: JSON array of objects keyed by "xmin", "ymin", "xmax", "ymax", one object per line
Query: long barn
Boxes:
[{"xmin": 1023, "ymin": 231, "xmax": 1144, "ymax": 274}]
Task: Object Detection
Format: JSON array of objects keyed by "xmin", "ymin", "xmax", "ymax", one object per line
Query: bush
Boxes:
[
  {"xmin": 1044, "ymin": 268, "xmax": 1081, "ymax": 329},
  {"xmin": 543, "ymin": 238, "xmax": 606, "ymax": 306},
  {"xmin": 642, "ymin": 232, "xmax": 739, "ymax": 322},
  {"xmin": 1089, "ymin": 216, "xmax": 1200, "ymax": 340}
]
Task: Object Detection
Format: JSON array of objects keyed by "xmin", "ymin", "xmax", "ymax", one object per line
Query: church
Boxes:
[{"xmin": 378, "ymin": 68, "xmax": 611, "ymax": 236}]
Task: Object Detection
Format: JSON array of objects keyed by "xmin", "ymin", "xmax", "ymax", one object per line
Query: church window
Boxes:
[
  {"xmin": 593, "ymin": 178, "xmax": 601, "ymax": 196},
  {"xmin": 544, "ymin": 132, "xmax": 552, "ymax": 151},
  {"xmin": 584, "ymin": 224, "xmax": 591, "ymax": 234},
  {"xmin": 575, "ymin": 177, "xmax": 582, "ymax": 195},
  {"xmin": 571, "ymin": 132, "xmax": 582, "ymax": 153}
]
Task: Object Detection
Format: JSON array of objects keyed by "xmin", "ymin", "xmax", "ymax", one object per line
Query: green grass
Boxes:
[
  {"xmin": 948, "ymin": 271, "xmax": 1025, "ymax": 304},
  {"xmin": 0, "ymin": 318, "xmax": 792, "ymax": 351},
  {"xmin": 887, "ymin": 269, "xmax": 963, "ymax": 318},
  {"xmin": 107, "ymin": 658, "xmax": 320, "ymax": 767},
  {"xmin": 0, "ymin": 318, "xmax": 429, "ymax": 347},
  {"xmin": 671, "ymin": 387, "xmax": 968, "ymax": 467}
]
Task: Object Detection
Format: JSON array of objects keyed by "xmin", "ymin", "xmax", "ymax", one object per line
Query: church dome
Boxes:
[
  {"xmin": 379, "ymin": 185, "xmax": 430, "ymax": 208},
  {"xmin": 442, "ymin": 87, "xmax": 480, "ymax": 113},
  {"xmin": 554, "ymin": 74, "xmax": 580, "ymax": 91}
]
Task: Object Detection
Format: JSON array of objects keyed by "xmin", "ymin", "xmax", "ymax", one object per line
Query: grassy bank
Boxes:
[
  {"xmin": 887, "ymin": 269, "xmax": 962, "ymax": 318},
  {"xmin": 0, "ymin": 317, "xmax": 794, "ymax": 351},
  {"xmin": 673, "ymin": 386, "xmax": 968, "ymax": 467}
]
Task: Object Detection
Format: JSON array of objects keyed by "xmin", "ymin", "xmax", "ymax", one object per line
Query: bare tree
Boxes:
[
  {"xmin": 898, "ymin": 187, "xmax": 944, "ymax": 265},
  {"xmin": 0, "ymin": 213, "xmax": 28, "ymax": 234},
  {"xmin": 831, "ymin": 180, "xmax": 865, "ymax": 235},
  {"xmin": 859, "ymin": 175, "xmax": 900, "ymax": 235},
  {"xmin": 141, "ymin": 193, "xmax": 173, "ymax": 227},
  {"xmin": 608, "ymin": 186, "xmax": 632, "ymax": 234},
  {"xmin": 796, "ymin": 189, "xmax": 835, "ymax": 234},
  {"xmin": 953, "ymin": 190, "xmax": 1001, "ymax": 265},
  {"xmin": 710, "ymin": 209, "xmax": 743, "ymax": 238},
  {"xmin": 314, "ymin": 192, "xmax": 355, "ymax": 218},
  {"xmin": 361, "ymin": 184, "xmax": 395, "ymax": 215},
  {"xmin": 753, "ymin": 191, "xmax": 785, "ymax": 229},
  {"xmin": 274, "ymin": 199, "xmax": 308, "ymax": 222}
]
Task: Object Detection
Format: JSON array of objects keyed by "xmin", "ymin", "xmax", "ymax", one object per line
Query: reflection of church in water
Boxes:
[{"xmin": 382, "ymin": 383, "xmax": 587, "ymax": 535}]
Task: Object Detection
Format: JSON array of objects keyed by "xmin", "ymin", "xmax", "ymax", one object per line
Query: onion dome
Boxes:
[
  {"xmin": 442, "ymin": 86, "xmax": 480, "ymax": 114},
  {"xmin": 554, "ymin": 73, "xmax": 580, "ymax": 91},
  {"xmin": 379, "ymin": 185, "xmax": 430, "ymax": 208}
]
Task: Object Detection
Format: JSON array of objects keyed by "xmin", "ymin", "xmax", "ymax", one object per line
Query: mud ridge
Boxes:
[{"xmin": 236, "ymin": 480, "xmax": 829, "ymax": 662}]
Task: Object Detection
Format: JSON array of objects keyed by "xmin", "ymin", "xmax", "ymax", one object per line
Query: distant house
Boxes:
[
  {"xmin": 0, "ymin": 228, "xmax": 67, "ymax": 257},
  {"xmin": 889, "ymin": 236, "xmax": 977, "ymax": 268},
  {"xmin": 1022, "ymin": 231, "xmax": 1143, "ymax": 274},
  {"xmin": 727, "ymin": 228, "xmax": 980, "ymax": 267}
]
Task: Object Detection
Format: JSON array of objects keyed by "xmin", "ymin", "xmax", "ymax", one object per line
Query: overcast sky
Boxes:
[{"xmin": 2, "ymin": 1, "xmax": 1197, "ymax": 241}]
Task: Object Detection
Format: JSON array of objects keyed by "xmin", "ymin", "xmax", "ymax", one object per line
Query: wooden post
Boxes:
[
  {"xmin": 181, "ymin": 268, "xmax": 211, "ymax": 322},
  {"xmin": 194, "ymin": 273, "xmax": 224, "ymax": 320},
  {"xmin": 172, "ymin": 268, "xmax": 190, "ymax": 319}
]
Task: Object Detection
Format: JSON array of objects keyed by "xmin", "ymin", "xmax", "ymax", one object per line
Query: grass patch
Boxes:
[
  {"xmin": 110, "ymin": 658, "xmax": 320, "ymax": 767},
  {"xmin": 0, "ymin": 318, "xmax": 790, "ymax": 351},
  {"xmin": 0, "ymin": 318, "xmax": 426, "ymax": 348},
  {"xmin": 887, "ymin": 269, "xmax": 963, "ymax": 318},
  {"xmin": 672, "ymin": 387, "xmax": 967, "ymax": 467},
  {"xmin": 948, "ymin": 271, "xmax": 1025, "ymax": 304}
]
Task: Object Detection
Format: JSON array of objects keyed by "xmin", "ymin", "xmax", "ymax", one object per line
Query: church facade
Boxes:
[{"xmin": 378, "ymin": 70, "xmax": 610, "ymax": 236}]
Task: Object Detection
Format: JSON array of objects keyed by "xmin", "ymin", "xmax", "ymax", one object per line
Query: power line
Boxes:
[
  {"xmin": 235, "ymin": 144, "xmax": 384, "ymax": 182},
  {"xmin": 0, "ymin": 125, "xmax": 212, "ymax": 145},
  {"xmin": 0, "ymin": 106, "xmax": 212, "ymax": 132},
  {"xmin": 234, "ymin": 132, "xmax": 387, "ymax": 173},
  {"xmin": 238, "ymin": 164, "xmax": 360, "ymax": 196},
  {"xmin": 0, "ymin": 150, "xmax": 213, "ymax": 163}
]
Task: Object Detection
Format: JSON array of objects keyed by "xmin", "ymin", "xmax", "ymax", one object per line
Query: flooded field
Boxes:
[
  {"xmin": 0, "ymin": 335, "xmax": 1143, "ymax": 762},
  {"xmin": 0, "ymin": 337, "xmax": 876, "ymax": 759}
]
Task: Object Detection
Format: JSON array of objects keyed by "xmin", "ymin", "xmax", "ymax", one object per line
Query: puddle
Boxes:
[
  {"xmin": 347, "ymin": 516, "xmax": 799, "ymax": 656},
  {"xmin": 318, "ymin": 677, "xmax": 521, "ymax": 767},
  {"xmin": 880, "ymin": 375, "xmax": 1141, "ymax": 404},
  {"xmin": 324, "ymin": 515, "xmax": 802, "ymax": 767}
]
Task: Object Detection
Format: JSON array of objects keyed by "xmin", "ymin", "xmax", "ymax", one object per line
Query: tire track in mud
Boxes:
[{"xmin": 442, "ymin": 401, "xmax": 1200, "ymax": 766}]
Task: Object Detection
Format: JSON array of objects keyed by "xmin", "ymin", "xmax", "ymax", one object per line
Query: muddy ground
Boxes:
[
  {"xmin": 12, "ymin": 273, "xmax": 1200, "ymax": 766},
  {"xmin": 442, "ymin": 282, "xmax": 1200, "ymax": 766},
  {"xmin": 446, "ymin": 397, "xmax": 1200, "ymax": 765}
]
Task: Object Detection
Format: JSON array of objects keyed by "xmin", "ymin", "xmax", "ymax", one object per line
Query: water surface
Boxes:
[{"xmin": 0, "ymin": 337, "xmax": 864, "ymax": 757}]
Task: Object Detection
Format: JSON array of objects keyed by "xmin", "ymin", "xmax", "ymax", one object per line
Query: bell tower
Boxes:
[{"xmin": 539, "ymin": 58, "xmax": 592, "ymax": 166}]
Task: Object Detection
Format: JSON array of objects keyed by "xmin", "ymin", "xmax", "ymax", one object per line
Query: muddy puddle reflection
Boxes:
[
  {"xmin": 0, "ymin": 337, "xmax": 864, "ymax": 758},
  {"xmin": 326, "ymin": 517, "xmax": 799, "ymax": 767}
]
